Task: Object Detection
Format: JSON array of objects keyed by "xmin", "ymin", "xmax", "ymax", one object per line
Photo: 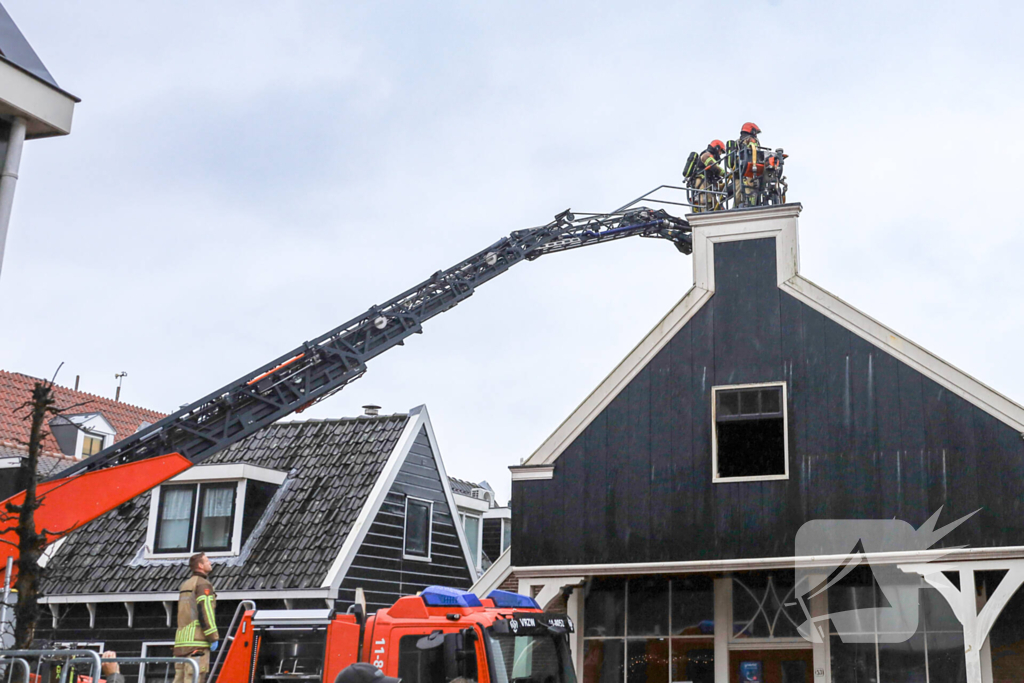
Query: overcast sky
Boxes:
[{"xmin": 1, "ymin": 0, "xmax": 1021, "ymax": 505}]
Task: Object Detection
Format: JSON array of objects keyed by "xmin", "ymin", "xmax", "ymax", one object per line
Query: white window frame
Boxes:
[
  {"xmin": 80, "ymin": 432, "xmax": 106, "ymax": 457},
  {"xmin": 403, "ymin": 496, "xmax": 434, "ymax": 562},
  {"xmin": 139, "ymin": 641, "xmax": 175, "ymax": 683},
  {"xmin": 500, "ymin": 518, "xmax": 512, "ymax": 553},
  {"xmin": 711, "ymin": 381, "xmax": 789, "ymax": 484},
  {"xmin": 144, "ymin": 464, "xmax": 286, "ymax": 559},
  {"xmin": 460, "ymin": 512, "xmax": 483, "ymax": 572},
  {"xmin": 71, "ymin": 415, "xmax": 115, "ymax": 459}
]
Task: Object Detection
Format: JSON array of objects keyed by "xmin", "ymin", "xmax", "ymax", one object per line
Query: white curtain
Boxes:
[
  {"xmin": 199, "ymin": 486, "xmax": 234, "ymax": 549},
  {"xmin": 158, "ymin": 487, "xmax": 194, "ymax": 550},
  {"xmin": 203, "ymin": 486, "xmax": 234, "ymax": 517}
]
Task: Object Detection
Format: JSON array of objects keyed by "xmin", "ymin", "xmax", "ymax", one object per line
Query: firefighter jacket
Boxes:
[
  {"xmin": 174, "ymin": 572, "xmax": 219, "ymax": 655},
  {"xmin": 699, "ymin": 151, "xmax": 725, "ymax": 179}
]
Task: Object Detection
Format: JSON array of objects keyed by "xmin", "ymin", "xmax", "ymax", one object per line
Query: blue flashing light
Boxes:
[
  {"xmin": 421, "ymin": 586, "xmax": 483, "ymax": 608},
  {"xmin": 487, "ymin": 590, "xmax": 541, "ymax": 610}
]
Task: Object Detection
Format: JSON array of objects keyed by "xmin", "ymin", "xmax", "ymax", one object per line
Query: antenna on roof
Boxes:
[{"xmin": 114, "ymin": 371, "xmax": 127, "ymax": 402}]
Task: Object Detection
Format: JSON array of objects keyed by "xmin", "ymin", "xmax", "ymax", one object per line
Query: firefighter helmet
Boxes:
[
  {"xmin": 708, "ymin": 140, "xmax": 726, "ymax": 157},
  {"xmin": 741, "ymin": 122, "xmax": 761, "ymax": 136}
]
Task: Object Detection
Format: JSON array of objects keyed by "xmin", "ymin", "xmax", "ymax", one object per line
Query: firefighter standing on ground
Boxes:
[
  {"xmin": 173, "ymin": 552, "xmax": 219, "ymax": 683},
  {"xmin": 686, "ymin": 140, "xmax": 727, "ymax": 212}
]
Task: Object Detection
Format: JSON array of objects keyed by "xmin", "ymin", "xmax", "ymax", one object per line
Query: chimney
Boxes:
[{"xmin": 362, "ymin": 404, "xmax": 381, "ymax": 416}]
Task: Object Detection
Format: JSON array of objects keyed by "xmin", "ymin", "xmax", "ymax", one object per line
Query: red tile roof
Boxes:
[{"xmin": 0, "ymin": 370, "xmax": 166, "ymax": 460}]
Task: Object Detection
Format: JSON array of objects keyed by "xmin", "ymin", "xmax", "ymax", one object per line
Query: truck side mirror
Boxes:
[{"xmin": 417, "ymin": 630, "xmax": 444, "ymax": 650}]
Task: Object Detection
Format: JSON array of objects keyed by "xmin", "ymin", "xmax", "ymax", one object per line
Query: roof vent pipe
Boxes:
[{"xmin": 362, "ymin": 405, "xmax": 381, "ymax": 416}]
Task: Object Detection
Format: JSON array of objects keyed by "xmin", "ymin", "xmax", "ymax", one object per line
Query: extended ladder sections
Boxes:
[{"xmin": 55, "ymin": 198, "xmax": 691, "ymax": 483}]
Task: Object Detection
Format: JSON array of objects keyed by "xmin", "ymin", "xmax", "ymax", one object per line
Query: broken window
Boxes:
[{"xmin": 713, "ymin": 384, "xmax": 787, "ymax": 481}]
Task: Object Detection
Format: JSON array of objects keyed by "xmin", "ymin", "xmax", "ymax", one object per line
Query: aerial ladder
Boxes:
[{"xmin": 0, "ymin": 194, "xmax": 693, "ymax": 577}]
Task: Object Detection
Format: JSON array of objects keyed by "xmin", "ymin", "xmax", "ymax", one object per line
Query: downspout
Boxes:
[{"xmin": 0, "ymin": 116, "xmax": 27, "ymax": 282}]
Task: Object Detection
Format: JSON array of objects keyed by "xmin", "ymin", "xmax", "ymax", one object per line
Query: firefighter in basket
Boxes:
[{"xmin": 684, "ymin": 139, "xmax": 727, "ymax": 213}]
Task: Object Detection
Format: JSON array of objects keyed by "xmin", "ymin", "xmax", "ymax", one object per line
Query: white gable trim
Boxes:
[
  {"xmin": 781, "ymin": 275, "xmax": 1024, "ymax": 432},
  {"xmin": 521, "ymin": 284, "xmax": 712, "ymax": 467},
  {"xmin": 522, "ymin": 203, "xmax": 1024, "ymax": 468},
  {"xmin": 321, "ymin": 406, "xmax": 478, "ymax": 591},
  {"xmin": 321, "ymin": 411, "xmax": 421, "ymax": 591},
  {"xmin": 420, "ymin": 408, "xmax": 481, "ymax": 579}
]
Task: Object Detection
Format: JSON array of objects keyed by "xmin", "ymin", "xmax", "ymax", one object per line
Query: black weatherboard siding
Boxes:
[
  {"xmin": 482, "ymin": 517, "xmax": 503, "ymax": 562},
  {"xmin": 513, "ymin": 238, "xmax": 1024, "ymax": 567},
  {"xmin": 338, "ymin": 427, "xmax": 473, "ymax": 612}
]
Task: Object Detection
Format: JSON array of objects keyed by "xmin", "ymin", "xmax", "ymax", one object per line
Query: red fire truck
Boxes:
[{"xmin": 216, "ymin": 587, "xmax": 576, "ymax": 683}]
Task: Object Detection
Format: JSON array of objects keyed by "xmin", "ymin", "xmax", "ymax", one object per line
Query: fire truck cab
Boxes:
[{"xmin": 217, "ymin": 587, "xmax": 577, "ymax": 683}]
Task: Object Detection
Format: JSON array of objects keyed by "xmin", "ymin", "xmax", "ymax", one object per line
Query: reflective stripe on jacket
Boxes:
[{"xmin": 173, "ymin": 572, "xmax": 218, "ymax": 655}]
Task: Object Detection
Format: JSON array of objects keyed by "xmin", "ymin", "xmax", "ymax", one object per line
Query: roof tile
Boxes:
[{"xmin": 43, "ymin": 413, "xmax": 410, "ymax": 596}]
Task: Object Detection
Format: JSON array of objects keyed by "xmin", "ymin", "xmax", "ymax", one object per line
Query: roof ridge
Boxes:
[
  {"xmin": 1, "ymin": 370, "xmax": 165, "ymax": 416},
  {"xmin": 278, "ymin": 414, "xmax": 409, "ymax": 425}
]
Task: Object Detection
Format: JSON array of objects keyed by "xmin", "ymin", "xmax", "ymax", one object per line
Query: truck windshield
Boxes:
[{"xmin": 485, "ymin": 631, "xmax": 577, "ymax": 683}]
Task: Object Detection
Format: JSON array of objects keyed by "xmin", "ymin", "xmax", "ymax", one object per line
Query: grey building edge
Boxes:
[{"xmin": 507, "ymin": 205, "xmax": 1024, "ymax": 683}]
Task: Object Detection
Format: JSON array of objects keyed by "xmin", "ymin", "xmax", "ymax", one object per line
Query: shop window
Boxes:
[
  {"xmin": 733, "ymin": 571, "xmax": 803, "ymax": 639},
  {"xmin": 583, "ymin": 641, "xmax": 625, "ymax": 683},
  {"xmin": 672, "ymin": 576, "xmax": 715, "ymax": 637},
  {"xmin": 829, "ymin": 586, "xmax": 965, "ymax": 683},
  {"xmin": 713, "ymin": 383, "xmax": 788, "ymax": 482},
  {"xmin": 404, "ymin": 497, "xmax": 433, "ymax": 560},
  {"xmin": 583, "ymin": 576, "xmax": 714, "ymax": 683},
  {"xmin": 585, "ymin": 578, "xmax": 625, "ymax": 638},
  {"xmin": 628, "ymin": 577, "xmax": 669, "ymax": 636}
]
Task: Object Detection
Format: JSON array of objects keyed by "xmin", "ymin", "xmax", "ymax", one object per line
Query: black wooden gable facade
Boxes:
[{"xmin": 511, "ymin": 205, "xmax": 1024, "ymax": 569}]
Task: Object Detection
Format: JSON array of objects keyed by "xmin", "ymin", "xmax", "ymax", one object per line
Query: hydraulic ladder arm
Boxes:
[{"xmin": 0, "ymin": 203, "xmax": 690, "ymax": 577}]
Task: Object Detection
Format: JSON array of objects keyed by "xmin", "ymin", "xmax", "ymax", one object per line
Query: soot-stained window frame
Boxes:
[
  {"xmin": 711, "ymin": 381, "xmax": 789, "ymax": 484},
  {"xmin": 403, "ymin": 496, "xmax": 434, "ymax": 562}
]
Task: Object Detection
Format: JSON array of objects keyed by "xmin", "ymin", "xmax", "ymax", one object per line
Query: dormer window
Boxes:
[
  {"xmin": 145, "ymin": 464, "xmax": 286, "ymax": 558},
  {"xmin": 154, "ymin": 482, "xmax": 236, "ymax": 553},
  {"xmin": 81, "ymin": 433, "xmax": 104, "ymax": 457},
  {"xmin": 49, "ymin": 413, "xmax": 116, "ymax": 459}
]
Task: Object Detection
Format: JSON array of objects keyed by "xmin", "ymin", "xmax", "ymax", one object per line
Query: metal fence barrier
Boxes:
[
  {"xmin": 0, "ymin": 658, "xmax": 30, "ymax": 683},
  {"xmin": 92, "ymin": 656, "xmax": 200, "ymax": 683},
  {"xmin": 0, "ymin": 649, "xmax": 101, "ymax": 683},
  {"xmin": 0, "ymin": 649, "xmax": 200, "ymax": 683}
]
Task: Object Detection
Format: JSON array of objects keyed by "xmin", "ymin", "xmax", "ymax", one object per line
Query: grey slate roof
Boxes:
[
  {"xmin": 0, "ymin": 3, "xmax": 57, "ymax": 87},
  {"xmin": 42, "ymin": 414, "xmax": 410, "ymax": 596},
  {"xmin": 0, "ymin": 443, "xmax": 77, "ymax": 478},
  {"xmin": 448, "ymin": 476, "xmax": 480, "ymax": 496}
]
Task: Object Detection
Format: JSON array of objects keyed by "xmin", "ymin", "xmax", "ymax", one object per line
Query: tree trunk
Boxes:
[{"xmin": 9, "ymin": 381, "xmax": 54, "ymax": 649}]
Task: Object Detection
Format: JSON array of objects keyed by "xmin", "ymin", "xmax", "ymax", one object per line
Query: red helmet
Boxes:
[
  {"xmin": 708, "ymin": 139, "xmax": 725, "ymax": 155},
  {"xmin": 741, "ymin": 122, "xmax": 761, "ymax": 136}
]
